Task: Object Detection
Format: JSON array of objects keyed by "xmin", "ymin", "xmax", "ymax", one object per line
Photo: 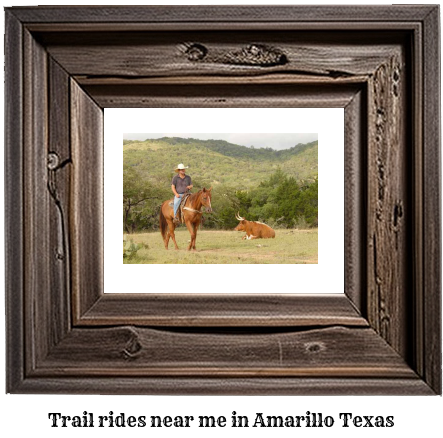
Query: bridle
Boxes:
[{"xmin": 183, "ymin": 190, "xmax": 211, "ymax": 214}]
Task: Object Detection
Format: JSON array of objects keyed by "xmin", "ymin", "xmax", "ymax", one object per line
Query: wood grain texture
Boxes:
[
  {"xmin": 367, "ymin": 51, "xmax": 409, "ymax": 357},
  {"xmin": 23, "ymin": 29, "xmax": 50, "ymax": 372},
  {"xmin": 48, "ymin": 58, "xmax": 72, "ymax": 346},
  {"xmin": 344, "ymin": 90, "xmax": 366, "ymax": 313},
  {"xmin": 76, "ymin": 73, "xmax": 368, "ymax": 86},
  {"xmin": 40, "ymin": 31, "xmax": 402, "ymax": 80},
  {"xmin": 25, "ymin": 23, "xmax": 425, "ymax": 34},
  {"xmin": 82, "ymin": 83, "xmax": 361, "ymax": 108},
  {"xmin": 4, "ymin": 10, "xmax": 24, "ymax": 393},
  {"xmin": 411, "ymin": 18, "xmax": 425, "ymax": 383},
  {"xmin": 70, "ymin": 80, "xmax": 104, "ymax": 320},
  {"xmin": 422, "ymin": 7, "xmax": 441, "ymax": 394},
  {"xmin": 38, "ymin": 326, "xmax": 414, "ymax": 377},
  {"xmin": 13, "ymin": 376, "xmax": 434, "ymax": 396},
  {"xmin": 8, "ymin": 5, "xmax": 436, "ymax": 23},
  {"xmin": 4, "ymin": 5, "xmax": 441, "ymax": 395},
  {"xmin": 80, "ymin": 294, "xmax": 367, "ymax": 327}
]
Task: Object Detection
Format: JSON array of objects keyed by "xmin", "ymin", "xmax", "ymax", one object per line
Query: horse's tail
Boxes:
[{"xmin": 159, "ymin": 204, "xmax": 168, "ymax": 240}]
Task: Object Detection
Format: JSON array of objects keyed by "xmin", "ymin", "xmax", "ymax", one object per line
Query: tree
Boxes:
[{"xmin": 123, "ymin": 165, "xmax": 162, "ymax": 233}]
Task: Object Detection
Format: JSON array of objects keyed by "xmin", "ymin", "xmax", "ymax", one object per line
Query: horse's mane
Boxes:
[
  {"xmin": 189, "ymin": 190, "xmax": 201, "ymax": 201},
  {"xmin": 187, "ymin": 189, "xmax": 204, "ymax": 207}
]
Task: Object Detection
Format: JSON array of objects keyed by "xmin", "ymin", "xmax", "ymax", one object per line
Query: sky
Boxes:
[{"xmin": 123, "ymin": 133, "xmax": 318, "ymax": 151}]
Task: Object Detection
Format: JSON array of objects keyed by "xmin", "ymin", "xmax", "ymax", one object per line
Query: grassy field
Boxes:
[{"xmin": 123, "ymin": 229, "xmax": 318, "ymax": 264}]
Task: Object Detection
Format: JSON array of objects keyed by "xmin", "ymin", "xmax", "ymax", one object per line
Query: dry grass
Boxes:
[{"xmin": 124, "ymin": 228, "xmax": 318, "ymax": 264}]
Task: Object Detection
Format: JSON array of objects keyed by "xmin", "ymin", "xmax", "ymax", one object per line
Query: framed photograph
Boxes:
[
  {"xmin": 120, "ymin": 126, "xmax": 321, "ymax": 262},
  {"xmin": 5, "ymin": 5, "xmax": 441, "ymax": 394},
  {"xmin": 106, "ymin": 107, "xmax": 343, "ymax": 295}
]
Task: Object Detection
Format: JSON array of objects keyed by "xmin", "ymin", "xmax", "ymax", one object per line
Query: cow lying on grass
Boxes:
[{"xmin": 234, "ymin": 212, "xmax": 276, "ymax": 240}]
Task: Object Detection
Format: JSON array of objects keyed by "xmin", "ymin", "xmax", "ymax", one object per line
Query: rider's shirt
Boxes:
[{"xmin": 172, "ymin": 174, "xmax": 192, "ymax": 194}]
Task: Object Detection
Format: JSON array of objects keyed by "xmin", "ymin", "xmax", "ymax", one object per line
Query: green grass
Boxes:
[{"xmin": 123, "ymin": 229, "xmax": 318, "ymax": 264}]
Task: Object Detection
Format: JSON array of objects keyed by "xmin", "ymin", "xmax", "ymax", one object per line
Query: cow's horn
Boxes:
[{"xmin": 236, "ymin": 212, "xmax": 245, "ymax": 221}]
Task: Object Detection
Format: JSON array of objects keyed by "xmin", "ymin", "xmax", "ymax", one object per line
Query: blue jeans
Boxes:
[{"xmin": 173, "ymin": 194, "xmax": 183, "ymax": 216}]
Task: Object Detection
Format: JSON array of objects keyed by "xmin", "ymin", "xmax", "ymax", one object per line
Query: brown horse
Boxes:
[{"xmin": 159, "ymin": 187, "xmax": 213, "ymax": 251}]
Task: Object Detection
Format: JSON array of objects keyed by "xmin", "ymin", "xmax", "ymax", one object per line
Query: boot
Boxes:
[{"xmin": 173, "ymin": 216, "xmax": 180, "ymax": 225}]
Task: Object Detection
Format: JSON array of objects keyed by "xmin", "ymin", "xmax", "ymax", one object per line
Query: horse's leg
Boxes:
[
  {"xmin": 192, "ymin": 222, "xmax": 199, "ymax": 250},
  {"xmin": 167, "ymin": 219, "xmax": 179, "ymax": 250},
  {"xmin": 184, "ymin": 220, "xmax": 196, "ymax": 251}
]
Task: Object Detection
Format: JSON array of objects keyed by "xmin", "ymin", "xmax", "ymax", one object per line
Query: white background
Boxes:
[
  {"xmin": 106, "ymin": 108, "xmax": 343, "ymax": 293},
  {"xmin": 1, "ymin": 1, "xmax": 442, "ymax": 437}
]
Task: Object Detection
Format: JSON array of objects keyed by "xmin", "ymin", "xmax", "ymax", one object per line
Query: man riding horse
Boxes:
[
  {"xmin": 160, "ymin": 163, "xmax": 212, "ymax": 251},
  {"xmin": 171, "ymin": 163, "xmax": 193, "ymax": 224}
]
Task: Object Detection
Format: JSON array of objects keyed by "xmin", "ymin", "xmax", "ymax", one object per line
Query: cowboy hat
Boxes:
[{"xmin": 175, "ymin": 163, "xmax": 189, "ymax": 172}]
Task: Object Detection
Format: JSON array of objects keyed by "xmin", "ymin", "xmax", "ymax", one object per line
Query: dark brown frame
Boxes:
[{"xmin": 5, "ymin": 5, "xmax": 441, "ymax": 394}]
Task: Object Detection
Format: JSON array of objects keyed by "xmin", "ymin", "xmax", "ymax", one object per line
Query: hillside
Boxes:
[{"xmin": 123, "ymin": 137, "xmax": 318, "ymax": 189}]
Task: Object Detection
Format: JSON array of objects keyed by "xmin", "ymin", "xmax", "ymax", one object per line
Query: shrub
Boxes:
[{"xmin": 123, "ymin": 236, "xmax": 143, "ymax": 259}]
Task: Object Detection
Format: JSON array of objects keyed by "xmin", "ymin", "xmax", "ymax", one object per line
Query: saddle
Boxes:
[{"xmin": 168, "ymin": 193, "xmax": 191, "ymax": 223}]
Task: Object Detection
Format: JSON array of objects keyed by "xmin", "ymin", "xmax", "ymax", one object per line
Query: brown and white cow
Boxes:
[{"xmin": 234, "ymin": 212, "xmax": 276, "ymax": 240}]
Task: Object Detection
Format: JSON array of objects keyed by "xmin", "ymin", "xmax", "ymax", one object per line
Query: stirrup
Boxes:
[{"xmin": 173, "ymin": 216, "xmax": 180, "ymax": 224}]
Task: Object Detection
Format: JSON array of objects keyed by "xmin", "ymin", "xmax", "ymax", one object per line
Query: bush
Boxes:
[
  {"xmin": 123, "ymin": 236, "xmax": 143, "ymax": 259},
  {"xmin": 293, "ymin": 216, "xmax": 309, "ymax": 230}
]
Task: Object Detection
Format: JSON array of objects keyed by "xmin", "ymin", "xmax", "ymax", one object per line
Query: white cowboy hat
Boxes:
[{"xmin": 175, "ymin": 163, "xmax": 189, "ymax": 172}]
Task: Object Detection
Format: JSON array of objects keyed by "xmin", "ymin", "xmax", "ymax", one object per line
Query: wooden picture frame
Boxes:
[{"xmin": 5, "ymin": 5, "xmax": 441, "ymax": 394}]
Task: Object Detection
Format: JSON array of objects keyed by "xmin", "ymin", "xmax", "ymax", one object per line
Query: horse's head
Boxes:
[{"xmin": 201, "ymin": 187, "xmax": 213, "ymax": 213}]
